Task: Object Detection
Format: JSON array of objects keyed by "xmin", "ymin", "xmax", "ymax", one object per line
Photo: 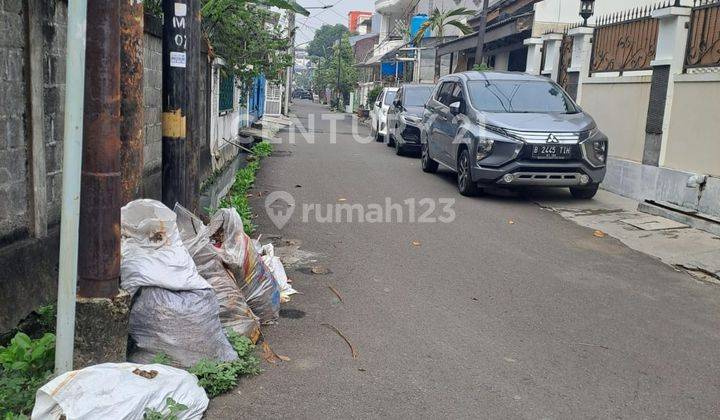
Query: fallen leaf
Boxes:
[
  {"xmin": 411, "ymin": 240, "xmax": 421, "ymax": 247},
  {"xmin": 593, "ymin": 230, "xmax": 606, "ymax": 238},
  {"xmin": 132, "ymin": 368, "xmax": 158, "ymax": 379},
  {"xmin": 508, "ymin": 220, "xmax": 515, "ymax": 225},
  {"xmin": 328, "ymin": 285, "xmax": 344, "ymax": 302},
  {"xmin": 262, "ymin": 342, "xmax": 290, "ymax": 364},
  {"xmin": 358, "ymin": 368, "xmax": 366, "ymax": 372},
  {"xmin": 337, "ymin": 198, "xmax": 347, "ymax": 202},
  {"xmin": 321, "ymin": 323, "xmax": 358, "ymax": 359},
  {"xmin": 310, "ymin": 265, "xmax": 329, "ymax": 275}
]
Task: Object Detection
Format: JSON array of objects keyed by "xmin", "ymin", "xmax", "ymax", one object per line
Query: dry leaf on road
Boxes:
[
  {"xmin": 411, "ymin": 240, "xmax": 421, "ymax": 247},
  {"xmin": 593, "ymin": 230, "xmax": 606, "ymax": 238}
]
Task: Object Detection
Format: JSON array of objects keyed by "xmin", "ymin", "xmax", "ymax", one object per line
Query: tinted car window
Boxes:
[
  {"xmin": 450, "ymin": 83, "xmax": 463, "ymax": 104},
  {"xmin": 383, "ymin": 90, "xmax": 397, "ymax": 105},
  {"xmin": 437, "ymin": 82, "xmax": 455, "ymax": 105},
  {"xmin": 467, "ymin": 80, "xmax": 577, "ymax": 113},
  {"xmin": 403, "ymin": 86, "xmax": 434, "ymax": 106}
]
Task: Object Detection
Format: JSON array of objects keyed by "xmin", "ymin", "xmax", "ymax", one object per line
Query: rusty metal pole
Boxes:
[
  {"xmin": 120, "ymin": 0, "xmax": 145, "ymax": 205},
  {"xmin": 78, "ymin": 0, "xmax": 121, "ymax": 298},
  {"xmin": 162, "ymin": 0, "xmax": 190, "ymax": 208}
]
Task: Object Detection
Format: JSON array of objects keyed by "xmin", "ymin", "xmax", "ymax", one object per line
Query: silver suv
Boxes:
[{"xmin": 420, "ymin": 71, "xmax": 608, "ymax": 199}]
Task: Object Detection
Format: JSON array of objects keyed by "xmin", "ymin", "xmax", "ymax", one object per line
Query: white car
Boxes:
[{"xmin": 370, "ymin": 87, "xmax": 398, "ymax": 142}]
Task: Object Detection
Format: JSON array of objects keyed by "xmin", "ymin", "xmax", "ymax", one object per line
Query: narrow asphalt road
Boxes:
[{"xmin": 207, "ymin": 101, "xmax": 720, "ymax": 419}]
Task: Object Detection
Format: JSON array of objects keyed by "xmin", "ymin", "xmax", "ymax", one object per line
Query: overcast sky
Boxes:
[{"xmin": 295, "ymin": 0, "xmax": 376, "ymax": 47}]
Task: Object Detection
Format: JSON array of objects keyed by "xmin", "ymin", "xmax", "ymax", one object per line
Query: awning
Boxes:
[
  {"xmin": 436, "ymin": 11, "xmax": 535, "ymax": 57},
  {"xmin": 357, "ymin": 39, "xmax": 407, "ymax": 66}
]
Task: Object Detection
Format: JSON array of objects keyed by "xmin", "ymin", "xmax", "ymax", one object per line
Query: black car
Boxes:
[
  {"xmin": 420, "ymin": 71, "xmax": 608, "ymax": 198},
  {"xmin": 293, "ymin": 89, "xmax": 313, "ymax": 100},
  {"xmin": 386, "ymin": 84, "xmax": 435, "ymax": 155}
]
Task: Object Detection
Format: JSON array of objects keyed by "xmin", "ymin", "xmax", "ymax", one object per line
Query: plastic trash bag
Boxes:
[
  {"xmin": 207, "ymin": 208, "xmax": 280, "ymax": 324},
  {"xmin": 120, "ymin": 200, "xmax": 237, "ymax": 367},
  {"xmin": 121, "ymin": 199, "xmax": 210, "ymax": 296},
  {"xmin": 259, "ymin": 243, "xmax": 298, "ymax": 301},
  {"xmin": 174, "ymin": 205, "xmax": 261, "ymax": 342},
  {"xmin": 128, "ymin": 287, "xmax": 238, "ymax": 367},
  {"xmin": 32, "ymin": 363, "xmax": 208, "ymax": 420}
]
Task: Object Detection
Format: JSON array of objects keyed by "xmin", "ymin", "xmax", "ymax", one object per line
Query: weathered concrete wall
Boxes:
[
  {"xmin": 0, "ymin": 0, "xmax": 30, "ymax": 241},
  {"xmin": 141, "ymin": 15, "xmax": 163, "ymax": 200},
  {"xmin": 664, "ymin": 74, "xmax": 720, "ymax": 178},
  {"xmin": 580, "ymin": 77, "xmax": 652, "ymax": 163}
]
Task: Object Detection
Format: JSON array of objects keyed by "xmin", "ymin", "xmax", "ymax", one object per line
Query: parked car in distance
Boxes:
[
  {"xmin": 386, "ymin": 84, "xmax": 435, "ymax": 155},
  {"xmin": 370, "ymin": 87, "xmax": 399, "ymax": 142},
  {"xmin": 293, "ymin": 89, "xmax": 313, "ymax": 100},
  {"xmin": 421, "ymin": 71, "xmax": 608, "ymax": 199}
]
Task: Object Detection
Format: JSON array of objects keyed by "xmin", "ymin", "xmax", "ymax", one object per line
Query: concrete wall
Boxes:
[
  {"xmin": 142, "ymin": 18, "xmax": 163, "ymax": 200},
  {"xmin": 579, "ymin": 77, "xmax": 652, "ymax": 163},
  {"xmin": 0, "ymin": 5, "xmax": 218, "ymax": 333},
  {"xmin": 664, "ymin": 75, "xmax": 720, "ymax": 177},
  {"xmin": 0, "ymin": 0, "xmax": 30, "ymax": 241}
]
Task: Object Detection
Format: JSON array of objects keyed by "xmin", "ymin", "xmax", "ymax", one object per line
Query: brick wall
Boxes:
[{"xmin": 0, "ymin": 0, "xmax": 29, "ymax": 241}]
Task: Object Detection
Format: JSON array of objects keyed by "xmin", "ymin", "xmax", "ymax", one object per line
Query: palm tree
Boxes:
[
  {"xmin": 411, "ymin": 7, "xmax": 474, "ymax": 46},
  {"xmin": 411, "ymin": 7, "xmax": 474, "ymax": 80}
]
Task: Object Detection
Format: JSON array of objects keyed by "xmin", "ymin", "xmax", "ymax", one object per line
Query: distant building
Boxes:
[{"xmin": 348, "ymin": 11, "xmax": 373, "ymax": 33}]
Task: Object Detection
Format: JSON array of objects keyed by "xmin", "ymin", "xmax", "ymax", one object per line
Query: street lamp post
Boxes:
[{"xmin": 580, "ymin": 0, "xmax": 596, "ymax": 27}]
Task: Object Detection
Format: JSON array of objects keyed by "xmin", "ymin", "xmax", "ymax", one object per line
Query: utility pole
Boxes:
[
  {"xmin": 474, "ymin": 0, "xmax": 491, "ymax": 68},
  {"xmin": 284, "ymin": 11, "xmax": 295, "ymax": 115},
  {"xmin": 55, "ymin": 0, "xmax": 87, "ymax": 375},
  {"xmin": 77, "ymin": 0, "xmax": 121, "ymax": 299},
  {"xmin": 120, "ymin": 0, "xmax": 144, "ymax": 205},
  {"xmin": 162, "ymin": 0, "xmax": 190, "ymax": 208}
]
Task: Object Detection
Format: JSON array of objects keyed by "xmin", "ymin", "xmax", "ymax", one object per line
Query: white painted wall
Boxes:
[
  {"xmin": 534, "ymin": 0, "xmax": 693, "ymax": 27},
  {"xmin": 210, "ymin": 60, "xmax": 243, "ymax": 170}
]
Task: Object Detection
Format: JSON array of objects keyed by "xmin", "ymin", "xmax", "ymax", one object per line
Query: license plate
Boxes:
[{"xmin": 531, "ymin": 144, "xmax": 572, "ymax": 160}]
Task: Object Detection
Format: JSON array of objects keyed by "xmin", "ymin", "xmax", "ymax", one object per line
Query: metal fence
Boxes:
[
  {"xmin": 590, "ymin": 6, "xmax": 661, "ymax": 75},
  {"xmin": 685, "ymin": 0, "xmax": 720, "ymax": 69}
]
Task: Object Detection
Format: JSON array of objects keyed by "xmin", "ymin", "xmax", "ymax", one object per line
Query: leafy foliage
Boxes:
[
  {"xmin": 411, "ymin": 7, "xmax": 475, "ymax": 46},
  {"xmin": 0, "ymin": 333, "xmax": 55, "ymax": 418},
  {"xmin": 306, "ymin": 24, "xmax": 349, "ymax": 59},
  {"xmin": 151, "ymin": 352, "xmax": 173, "ymax": 365},
  {"xmin": 367, "ymin": 85, "xmax": 383, "ymax": 108},
  {"xmin": 144, "ymin": 397, "xmax": 189, "ymax": 420},
  {"xmin": 312, "ymin": 34, "xmax": 358, "ymax": 98},
  {"xmin": 218, "ymin": 141, "xmax": 273, "ymax": 234},
  {"xmin": 188, "ymin": 331, "xmax": 260, "ymax": 398},
  {"xmin": 473, "ymin": 63, "xmax": 494, "ymax": 71}
]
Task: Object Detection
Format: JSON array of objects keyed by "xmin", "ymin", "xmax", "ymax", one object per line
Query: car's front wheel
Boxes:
[
  {"xmin": 570, "ymin": 184, "xmax": 599, "ymax": 199},
  {"xmin": 421, "ymin": 143, "xmax": 438, "ymax": 173},
  {"xmin": 457, "ymin": 149, "xmax": 480, "ymax": 196}
]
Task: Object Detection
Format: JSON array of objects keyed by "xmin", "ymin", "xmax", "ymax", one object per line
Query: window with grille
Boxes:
[{"xmin": 218, "ymin": 71, "xmax": 234, "ymax": 113}]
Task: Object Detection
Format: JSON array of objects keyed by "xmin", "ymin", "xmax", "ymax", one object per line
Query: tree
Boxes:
[
  {"xmin": 307, "ymin": 24, "xmax": 350, "ymax": 59},
  {"xmin": 411, "ymin": 7, "xmax": 474, "ymax": 46},
  {"xmin": 411, "ymin": 7, "xmax": 474, "ymax": 79},
  {"xmin": 312, "ymin": 34, "xmax": 357, "ymax": 106}
]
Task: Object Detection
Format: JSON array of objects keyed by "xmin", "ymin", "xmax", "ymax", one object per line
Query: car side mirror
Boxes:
[
  {"xmin": 449, "ymin": 101, "xmax": 462, "ymax": 116},
  {"xmin": 393, "ymin": 98, "xmax": 402, "ymax": 108},
  {"xmin": 375, "ymin": 101, "xmax": 381, "ymax": 108}
]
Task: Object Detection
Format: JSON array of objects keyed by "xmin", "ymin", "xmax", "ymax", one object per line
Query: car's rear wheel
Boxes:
[
  {"xmin": 457, "ymin": 149, "xmax": 480, "ymax": 196},
  {"xmin": 387, "ymin": 135, "xmax": 395, "ymax": 147},
  {"xmin": 570, "ymin": 184, "xmax": 599, "ymax": 199},
  {"xmin": 373, "ymin": 124, "xmax": 382, "ymax": 142},
  {"xmin": 421, "ymin": 143, "xmax": 438, "ymax": 173}
]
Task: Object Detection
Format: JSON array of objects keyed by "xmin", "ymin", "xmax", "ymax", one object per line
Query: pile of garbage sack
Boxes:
[{"xmin": 120, "ymin": 199, "xmax": 296, "ymax": 368}]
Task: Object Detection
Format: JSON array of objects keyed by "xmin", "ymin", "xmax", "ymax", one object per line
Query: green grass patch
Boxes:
[{"xmin": 218, "ymin": 141, "xmax": 273, "ymax": 235}]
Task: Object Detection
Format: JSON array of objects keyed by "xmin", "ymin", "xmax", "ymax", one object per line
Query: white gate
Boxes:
[{"xmin": 264, "ymin": 82, "xmax": 283, "ymax": 116}]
